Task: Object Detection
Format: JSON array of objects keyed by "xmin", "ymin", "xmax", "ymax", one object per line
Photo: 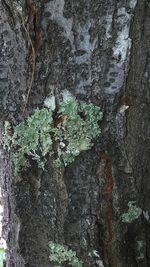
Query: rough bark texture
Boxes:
[{"xmin": 0, "ymin": 0, "xmax": 150, "ymax": 266}]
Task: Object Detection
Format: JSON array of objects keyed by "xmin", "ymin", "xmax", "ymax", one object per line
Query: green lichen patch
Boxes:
[
  {"xmin": 121, "ymin": 201, "xmax": 142, "ymax": 223},
  {"xmin": 4, "ymin": 96, "xmax": 102, "ymax": 175},
  {"xmin": 0, "ymin": 248, "xmax": 5, "ymax": 267},
  {"xmin": 49, "ymin": 242, "xmax": 83, "ymax": 267},
  {"xmin": 55, "ymin": 99, "xmax": 102, "ymax": 166},
  {"xmin": 3, "ymin": 121, "xmax": 12, "ymax": 149},
  {"xmin": 11, "ymin": 108, "xmax": 53, "ymax": 175}
]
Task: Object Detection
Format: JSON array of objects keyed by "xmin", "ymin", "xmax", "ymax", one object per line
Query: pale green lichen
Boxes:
[
  {"xmin": 56, "ymin": 98, "xmax": 102, "ymax": 166},
  {"xmin": 4, "ymin": 97, "xmax": 102, "ymax": 175},
  {"xmin": 10, "ymin": 108, "xmax": 53, "ymax": 175},
  {"xmin": 0, "ymin": 248, "xmax": 5, "ymax": 267},
  {"xmin": 136, "ymin": 240, "xmax": 145, "ymax": 261},
  {"xmin": 121, "ymin": 201, "xmax": 142, "ymax": 223},
  {"xmin": 44, "ymin": 95, "xmax": 56, "ymax": 111},
  {"xmin": 3, "ymin": 121, "xmax": 12, "ymax": 149},
  {"xmin": 49, "ymin": 242, "xmax": 83, "ymax": 267}
]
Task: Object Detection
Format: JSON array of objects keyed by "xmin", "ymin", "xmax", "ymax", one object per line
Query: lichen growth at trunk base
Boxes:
[
  {"xmin": 49, "ymin": 242, "xmax": 83, "ymax": 267},
  {"xmin": 4, "ymin": 96, "xmax": 102, "ymax": 175}
]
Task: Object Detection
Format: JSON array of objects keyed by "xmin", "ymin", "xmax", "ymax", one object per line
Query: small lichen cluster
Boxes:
[
  {"xmin": 3, "ymin": 121, "xmax": 12, "ymax": 148},
  {"xmin": 49, "ymin": 242, "xmax": 83, "ymax": 267},
  {"xmin": 0, "ymin": 248, "xmax": 5, "ymax": 267},
  {"xmin": 121, "ymin": 201, "xmax": 142, "ymax": 223},
  {"xmin": 4, "ymin": 95, "xmax": 102, "ymax": 175}
]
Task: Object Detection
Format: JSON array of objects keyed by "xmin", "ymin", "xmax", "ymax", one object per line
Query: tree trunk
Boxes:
[{"xmin": 0, "ymin": 0, "xmax": 150, "ymax": 266}]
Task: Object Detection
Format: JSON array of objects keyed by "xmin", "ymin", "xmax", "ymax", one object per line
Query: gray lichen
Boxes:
[{"xmin": 44, "ymin": 0, "xmax": 74, "ymax": 45}]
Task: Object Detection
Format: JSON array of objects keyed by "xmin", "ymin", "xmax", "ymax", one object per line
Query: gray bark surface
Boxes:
[{"xmin": 0, "ymin": 0, "xmax": 150, "ymax": 266}]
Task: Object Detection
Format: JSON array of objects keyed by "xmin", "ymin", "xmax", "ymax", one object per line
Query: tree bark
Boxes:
[{"xmin": 0, "ymin": 0, "xmax": 150, "ymax": 266}]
